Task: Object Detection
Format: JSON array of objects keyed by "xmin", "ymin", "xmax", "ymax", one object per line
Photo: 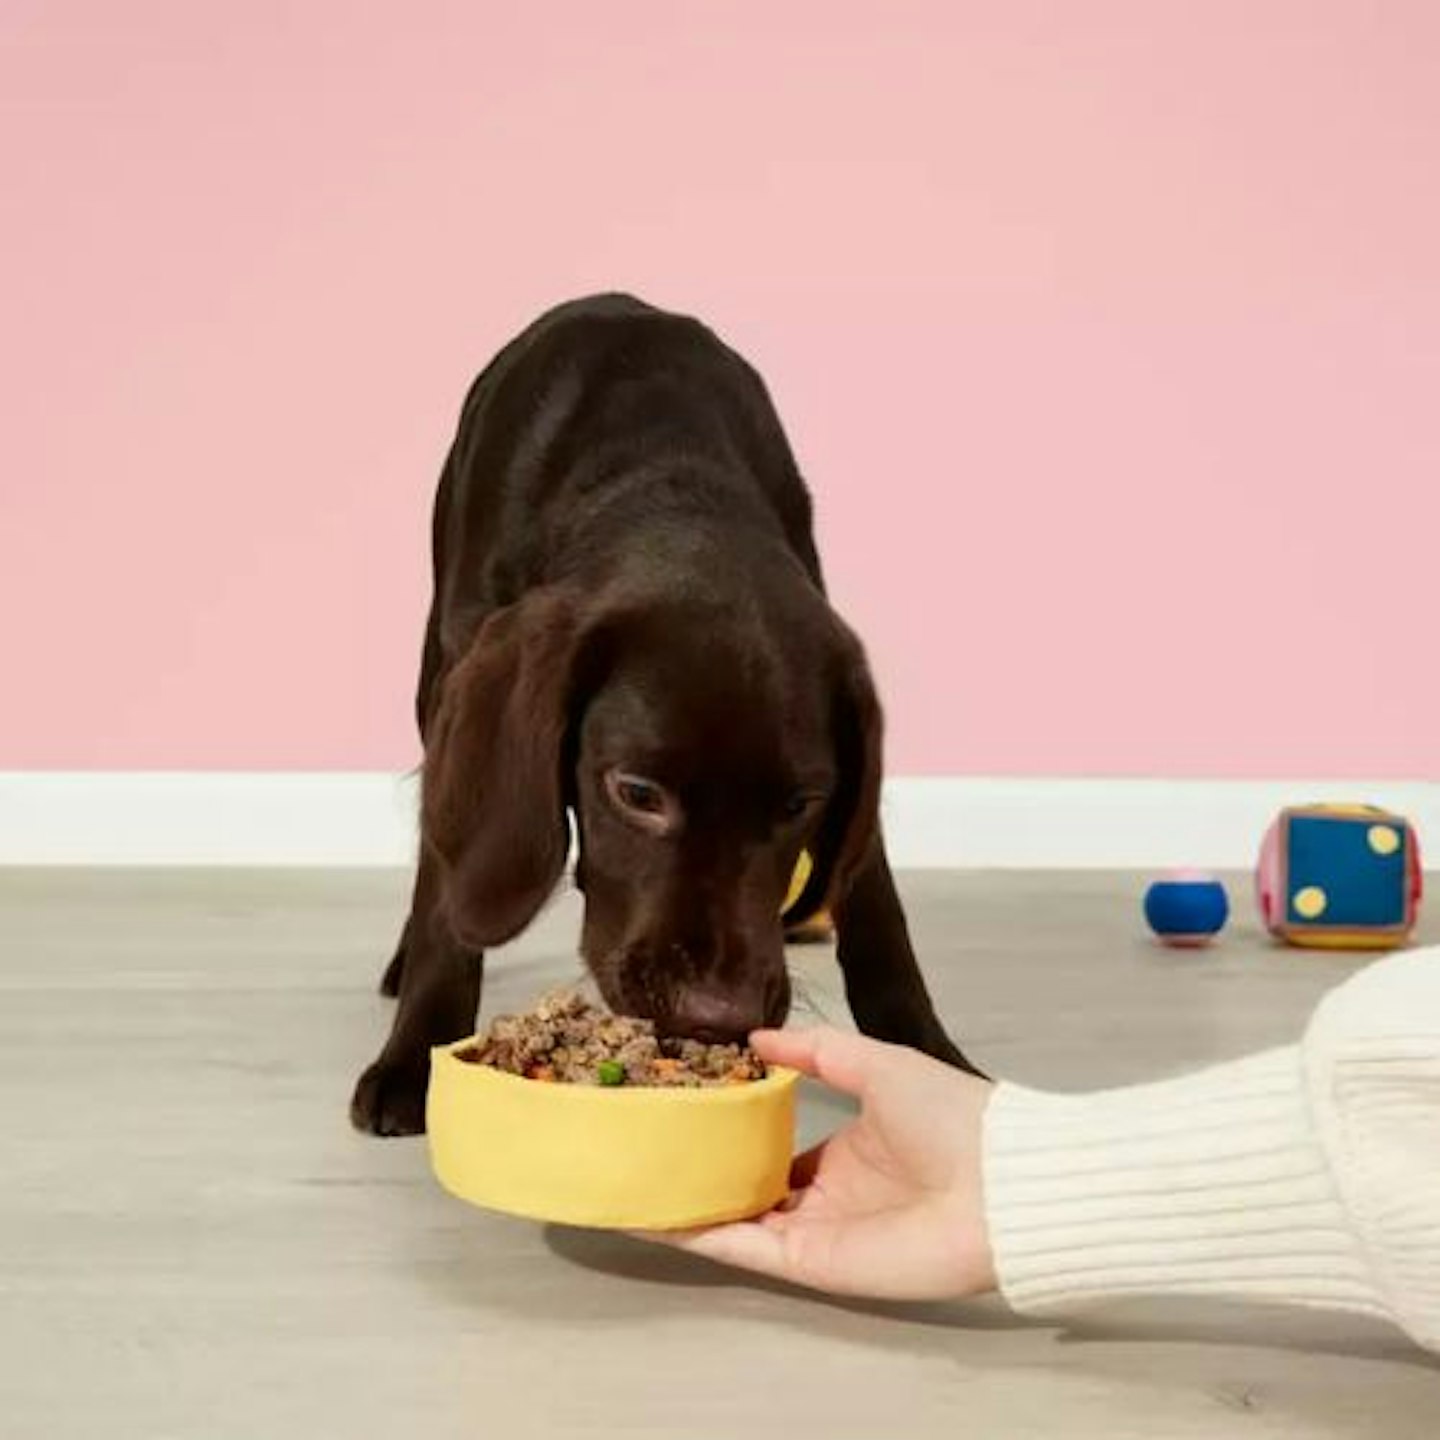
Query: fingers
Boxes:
[{"xmin": 750, "ymin": 1026, "xmax": 896, "ymax": 1096}]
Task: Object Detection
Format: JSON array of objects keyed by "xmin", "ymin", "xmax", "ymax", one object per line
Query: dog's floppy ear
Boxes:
[
  {"xmin": 421, "ymin": 587, "xmax": 593, "ymax": 948},
  {"xmin": 784, "ymin": 623, "xmax": 884, "ymax": 922}
]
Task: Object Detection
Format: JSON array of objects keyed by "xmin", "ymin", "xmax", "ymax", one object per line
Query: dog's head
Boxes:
[{"xmin": 421, "ymin": 579, "xmax": 882, "ymax": 1041}]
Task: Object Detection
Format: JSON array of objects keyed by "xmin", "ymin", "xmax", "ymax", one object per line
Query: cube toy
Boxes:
[{"xmin": 1256, "ymin": 804, "xmax": 1423, "ymax": 950}]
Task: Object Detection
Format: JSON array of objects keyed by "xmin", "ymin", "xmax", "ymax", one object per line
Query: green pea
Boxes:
[{"xmin": 596, "ymin": 1060, "xmax": 626, "ymax": 1087}]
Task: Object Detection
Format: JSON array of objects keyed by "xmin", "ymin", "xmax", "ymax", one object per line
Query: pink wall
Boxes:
[{"xmin": 3, "ymin": 2, "xmax": 1436, "ymax": 778}]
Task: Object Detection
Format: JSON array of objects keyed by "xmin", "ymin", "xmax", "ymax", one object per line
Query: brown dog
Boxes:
[{"xmin": 351, "ymin": 294, "xmax": 978, "ymax": 1135}]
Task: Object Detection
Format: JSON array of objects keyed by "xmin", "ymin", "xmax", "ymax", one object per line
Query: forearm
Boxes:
[
  {"xmin": 982, "ymin": 1047, "xmax": 1383, "ymax": 1320},
  {"xmin": 981, "ymin": 946, "xmax": 1440, "ymax": 1353}
]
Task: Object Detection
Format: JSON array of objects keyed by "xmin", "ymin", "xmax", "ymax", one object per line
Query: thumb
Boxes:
[{"xmin": 749, "ymin": 1026, "xmax": 899, "ymax": 1098}]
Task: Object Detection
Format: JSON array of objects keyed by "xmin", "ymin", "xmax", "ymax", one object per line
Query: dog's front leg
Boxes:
[
  {"xmin": 832, "ymin": 838, "xmax": 986, "ymax": 1078},
  {"xmin": 350, "ymin": 851, "xmax": 484, "ymax": 1135}
]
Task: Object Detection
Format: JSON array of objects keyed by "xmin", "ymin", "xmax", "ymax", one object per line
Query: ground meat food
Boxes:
[{"xmin": 462, "ymin": 990, "xmax": 767, "ymax": 1087}]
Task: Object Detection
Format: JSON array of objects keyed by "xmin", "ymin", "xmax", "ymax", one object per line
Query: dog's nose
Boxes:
[{"xmin": 669, "ymin": 990, "xmax": 766, "ymax": 1045}]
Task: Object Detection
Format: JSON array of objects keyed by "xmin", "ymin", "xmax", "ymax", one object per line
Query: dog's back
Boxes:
[{"xmin": 433, "ymin": 294, "xmax": 822, "ymax": 624}]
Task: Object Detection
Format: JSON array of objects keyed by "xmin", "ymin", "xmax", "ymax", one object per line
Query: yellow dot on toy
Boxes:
[
  {"xmin": 1368, "ymin": 825, "xmax": 1401, "ymax": 856},
  {"xmin": 1294, "ymin": 886, "xmax": 1328, "ymax": 919}
]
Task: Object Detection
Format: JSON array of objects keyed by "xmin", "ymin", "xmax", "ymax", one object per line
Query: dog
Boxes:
[{"xmin": 351, "ymin": 293, "xmax": 978, "ymax": 1135}]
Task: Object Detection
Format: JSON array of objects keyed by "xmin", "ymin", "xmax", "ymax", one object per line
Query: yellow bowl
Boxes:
[{"xmin": 425, "ymin": 1039, "xmax": 800, "ymax": 1230}]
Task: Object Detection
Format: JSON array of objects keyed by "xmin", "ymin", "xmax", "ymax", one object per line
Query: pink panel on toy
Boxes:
[
  {"xmin": 1407, "ymin": 826, "xmax": 1424, "ymax": 922},
  {"xmin": 1255, "ymin": 817, "xmax": 1284, "ymax": 935}
]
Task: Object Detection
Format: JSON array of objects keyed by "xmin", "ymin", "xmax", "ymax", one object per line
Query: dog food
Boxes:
[{"xmin": 463, "ymin": 989, "xmax": 767, "ymax": 1087}]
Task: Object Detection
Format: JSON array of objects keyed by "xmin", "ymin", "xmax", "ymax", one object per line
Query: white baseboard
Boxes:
[
  {"xmin": 880, "ymin": 778, "xmax": 1437, "ymax": 868},
  {"xmin": 1, "ymin": 772, "xmax": 1434, "ymax": 869},
  {"xmin": 0, "ymin": 773, "xmax": 421, "ymax": 868}
]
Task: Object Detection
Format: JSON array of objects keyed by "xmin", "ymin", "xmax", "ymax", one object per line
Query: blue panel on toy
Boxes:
[{"xmin": 1285, "ymin": 815, "xmax": 1408, "ymax": 928}]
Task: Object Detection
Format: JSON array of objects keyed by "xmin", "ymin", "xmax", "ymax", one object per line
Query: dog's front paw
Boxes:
[{"xmin": 350, "ymin": 1055, "xmax": 429, "ymax": 1136}]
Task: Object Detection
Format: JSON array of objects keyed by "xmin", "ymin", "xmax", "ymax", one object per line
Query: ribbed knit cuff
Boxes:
[{"xmin": 983, "ymin": 1048, "xmax": 1387, "ymax": 1321}]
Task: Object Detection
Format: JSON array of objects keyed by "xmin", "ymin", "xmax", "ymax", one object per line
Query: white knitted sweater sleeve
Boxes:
[{"xmin": 983, "ymin": 946, "xmax": 1440, "ymax": 1353}]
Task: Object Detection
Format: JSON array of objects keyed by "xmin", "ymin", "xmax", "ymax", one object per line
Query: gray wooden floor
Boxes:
[{"xmin": 2, "ymin": 869, "xmax": 1437, "ymax": 1439}]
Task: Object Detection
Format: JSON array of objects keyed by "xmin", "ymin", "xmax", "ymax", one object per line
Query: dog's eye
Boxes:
[
  {"xmin": 782, "ymin": 791, "xmax": 822, "ymax": 822},
  {"xmin": 617, "ymin": 777, "xmax": 664, "ymax": 813},
  {"xmin": 604, "ymin": 770, "xmax": 677, "ymax": 833}
]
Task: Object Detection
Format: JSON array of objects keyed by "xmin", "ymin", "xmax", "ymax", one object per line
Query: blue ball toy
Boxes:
[{"xmin": 1144, "ymin": 872, "xmax": 1230, "ymax": 947}]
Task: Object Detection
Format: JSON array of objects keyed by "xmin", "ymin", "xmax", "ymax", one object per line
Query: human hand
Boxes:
[{"xmin": 636, "ymin": 1027, "xmax": 997, "ymax": 1301}]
